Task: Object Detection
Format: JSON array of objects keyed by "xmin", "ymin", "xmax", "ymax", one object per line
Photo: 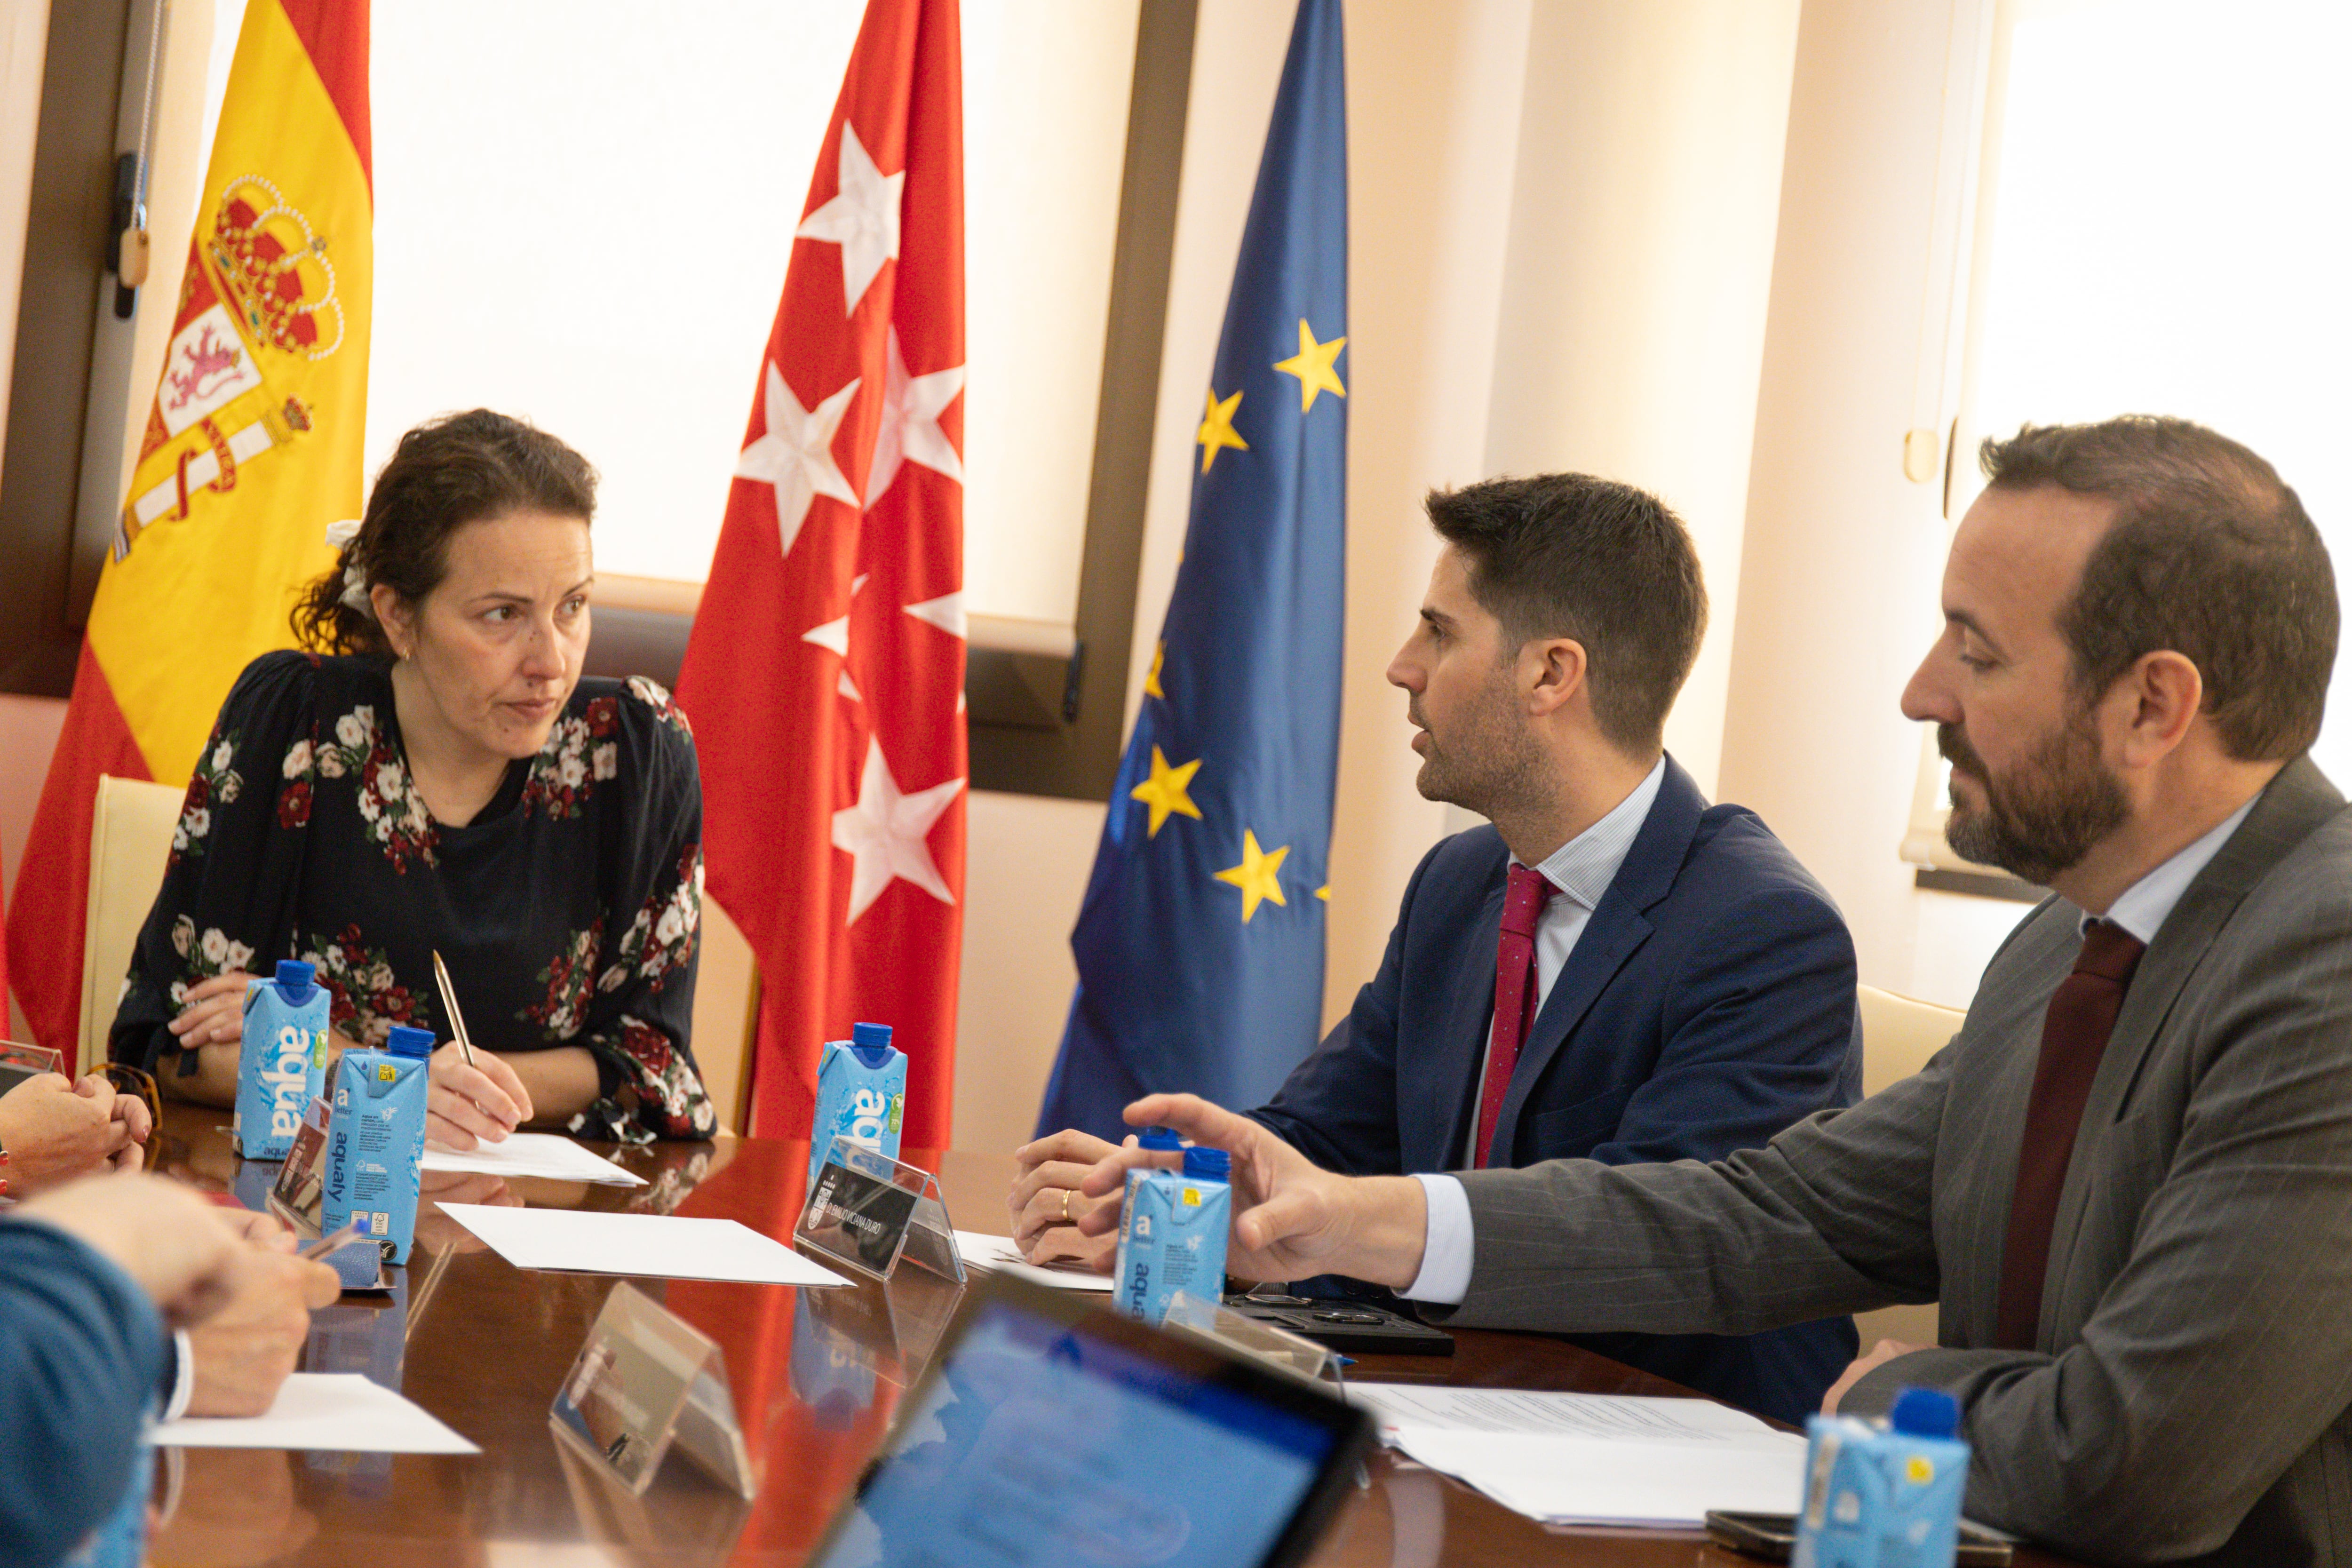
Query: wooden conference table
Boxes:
[{"xmin": 142, "ymin": 1103, "xmax": 2085, "ymax": 1568}]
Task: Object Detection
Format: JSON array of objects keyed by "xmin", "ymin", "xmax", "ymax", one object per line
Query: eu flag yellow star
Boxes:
[
  {"xmin": 1198, "ymin": 387, "xmax": 1248, "ymax": 472},
  {"xmin": 1272, "ymin": 319, "xmax": 1347, "ymax": 413},
  {"xmin": 1215, "ymin": 829, "xmax": 1290, "ymax": 922},
  {"xmin": 1144, "ymin": 640, "xmax": 1167, "ymax": 700},
  {"xmin": 1129, "ymin": 746, "xmax": 1203, "ymax": 837}
]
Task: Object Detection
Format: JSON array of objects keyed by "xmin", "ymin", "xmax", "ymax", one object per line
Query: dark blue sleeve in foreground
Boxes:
[{"xmin": 0, "ymin": 1219, "xmax": 166, "ymax": 1568}]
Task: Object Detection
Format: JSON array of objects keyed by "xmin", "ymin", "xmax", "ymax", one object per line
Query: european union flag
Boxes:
[{"xmin": 1037, "ymin": 0, "xmax": 1347, "ymax": 1141}]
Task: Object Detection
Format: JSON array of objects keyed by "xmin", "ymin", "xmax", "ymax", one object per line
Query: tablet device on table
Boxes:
[{"xmin": 802, "ymin": 1273, "xmax": 1375, "ymax": 1568}]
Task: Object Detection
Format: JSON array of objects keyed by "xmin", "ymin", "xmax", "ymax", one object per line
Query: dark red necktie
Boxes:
[
  {"xmin": 1994, "ymin": 918, "xmax": 2146, "ymax": 1349},
  {"xmin": 1475, "ymin": 865, "xmax": 1557, "ymax": 1168}
]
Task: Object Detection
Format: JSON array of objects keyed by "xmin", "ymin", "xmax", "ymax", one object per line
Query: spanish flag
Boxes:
[{"xmin": 5, "ymin": 0, "xmax": 370, "ymax": 1066}]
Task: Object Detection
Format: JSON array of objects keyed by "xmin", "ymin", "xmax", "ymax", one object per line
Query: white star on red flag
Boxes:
[
  {"xmin": 795, "ymin": 121, "xmax": 905, "ymax": 314},
  {"xmin": 832, "ymin": 736, "xmax": 963, "ymax": 922},
  {"xmin": 869, "ymin": 326, "xmax": 964, "ymax": 502},
  {"xmin": 733, "ymin": 363, "xmax": 861, "ymax": 558}
]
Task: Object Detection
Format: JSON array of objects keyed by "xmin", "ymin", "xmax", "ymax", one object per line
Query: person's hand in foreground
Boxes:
[
  {"xmin": 1074, "ymin": 1093, "xmax": 1430, "ymax": 1289},
  {"xmin": 183, "ymin": 1208, "xmax": 341, "ymax": 1417},
  {"xmin": 16, "ymin": 1172, "xmax": 251, "ymax": 1327},
  {"xmin": 426, "ymin": 1043, "xmax": 533, "ymax": 1151},
  {"xmin": 85, "ymin": 1072, "xmax": 151, "ymax": 1170},
  {"xmin": 1009, "ymin": 1129, "xmax": 1173, "ymax": 1271},
  {"xmin": 1821, "ymin": 1337, "xmax": 1927, "ymax": 1415},
  {"xmin": 0, "ymin": 1073, "xmax": 138, "ymax": 1196}
]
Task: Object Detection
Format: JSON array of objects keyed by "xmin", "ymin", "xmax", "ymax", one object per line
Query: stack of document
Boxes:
[{"xmin": 1346, "ymin": 1384, "xmax": 1809, "ymax": 1529}]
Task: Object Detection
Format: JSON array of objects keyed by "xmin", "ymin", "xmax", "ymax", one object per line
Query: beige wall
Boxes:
[
  {"xmin": 1483, "ymin": 0, "xmax": 1802, "ymax": 796},
  {"xmin": 1718, "ymin": 0, "xmax": 2022, "ymax": 1007},
  {"xmin": 0, "ymin": 0, "xmax": 49, "ymax": 456}
]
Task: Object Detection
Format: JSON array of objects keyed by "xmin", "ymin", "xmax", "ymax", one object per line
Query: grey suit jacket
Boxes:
[{"xmin": 1441, "ymin": 757, "xmax": 2352, "ymax": 1566}]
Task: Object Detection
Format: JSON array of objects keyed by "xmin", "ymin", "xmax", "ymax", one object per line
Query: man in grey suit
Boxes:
[{"xmin": 1075, "ymin": 416, "xmax": 2352, "ymax": 1566}]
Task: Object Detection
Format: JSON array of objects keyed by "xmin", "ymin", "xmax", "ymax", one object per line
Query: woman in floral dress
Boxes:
[{"xmin": 110, "ymin": 410, "xmax": 716, "ymax": 1144}]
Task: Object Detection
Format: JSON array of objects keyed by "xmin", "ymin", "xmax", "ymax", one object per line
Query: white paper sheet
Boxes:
[
  {"xmin": 1389, "ymin": 1426, "xmax": 1808, "ymax": 1528},
  {"xmin": 954, "ymin": 1231, "xmax": 1117, "ymax": 1292},
  {"xmin": 1347, "ymin": 1384, "xmax": 1776, "ymax": 1442},
  {"xmin": 151, "ymin": 1373, "xmax": 478, "ymax": 1454},
  {"xmin": 422, "ymin": 1132, "xmax": 647, "ymax": 1186},
  {"xmin": 437, "ymin": 1202, "xmax": 851, "ymax": 1287},
  {"xmin": 1348, "ymin": 1383, "xmax": 1805, "ymax": 1528}
]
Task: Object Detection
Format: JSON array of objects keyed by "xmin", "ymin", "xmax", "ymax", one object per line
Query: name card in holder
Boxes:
[
  {"xmin": 549, "ymin": 1282, "xmax": 755, "ymax": 1499},
  {"xmin": 794, "ymin": 1137, "xmax": 966, "ymax": 1286},
  {"xmin": 0, "ymin": 1039, "xmax": 63, "ymax": 1098}
]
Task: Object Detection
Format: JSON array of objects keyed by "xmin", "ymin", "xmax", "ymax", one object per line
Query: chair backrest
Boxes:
[
  {"xmin": 81, "ymin": 774, "xmax": 188, "ymax": 1069},
  {"xmin": 1850, "ymin": 984, "xmax": 1966, "ymax": 1354},
  {"xmin": 1857, "ymin": 983, "xmax": 1965, "ymax": 1098},
  {"xmin": 690, "ymin": 897, "xmax": 759, "ymax": 1136}
]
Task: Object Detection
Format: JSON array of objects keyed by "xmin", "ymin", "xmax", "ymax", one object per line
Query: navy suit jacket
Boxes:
[{"xmin": 1248, "ymin": 757, "xmax": 1862, "ymax": 1424}]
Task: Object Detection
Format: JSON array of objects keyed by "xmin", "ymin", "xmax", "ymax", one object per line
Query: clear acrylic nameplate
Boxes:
[
  {"xmin": 0, "ymin": 1039, "xmax": 63, "ymax": 1096},
  {"xmin": 549, "ymin": 1282, "xmax": 756, "ymax": 1499},
  {"xmin": 266, "ymin": 1096, "xmax": 388, "ymax": 1292},
  {"xmin": 794, "ymin": 1137, "xmax": 966, "ymax": 1286},
  {"xmin": 1162, "ymin": 1290, "xmax": 1348, "ymax": 1391}
]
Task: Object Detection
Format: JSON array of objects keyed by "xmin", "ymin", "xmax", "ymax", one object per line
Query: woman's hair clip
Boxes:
[{"xmin": 324, "ymin": 519, "xmax": 369, "ymax": 613}]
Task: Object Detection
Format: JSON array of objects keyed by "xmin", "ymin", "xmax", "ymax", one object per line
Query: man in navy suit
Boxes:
[{"xmin": 1011, "ymin": 473, "xmax": 1860, "ymax": 1424}]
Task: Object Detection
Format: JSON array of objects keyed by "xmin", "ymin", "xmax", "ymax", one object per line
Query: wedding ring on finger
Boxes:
[{"xmin": 1059, "ymin": 1188, "xmax": 1072, "ymax": 1224}]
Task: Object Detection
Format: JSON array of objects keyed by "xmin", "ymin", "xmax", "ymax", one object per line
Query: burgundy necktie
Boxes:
[
  {"xmin": 1994, "ymin": 918, "xmax": 2146, "ymax": 1349},
  {"xmin": 1474, "ymin": 864, "xmax": 1557, "ymax": 1168}
]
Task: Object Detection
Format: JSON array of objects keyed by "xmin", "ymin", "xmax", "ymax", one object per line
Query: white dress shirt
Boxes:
[
  {"xmin": 1408, "ymin": 782, "xmax": 2262, "ymax": 1306},
  {"xmin": 1407, "ymin": 756, "xmax": 1666, "ymax": 1302}
]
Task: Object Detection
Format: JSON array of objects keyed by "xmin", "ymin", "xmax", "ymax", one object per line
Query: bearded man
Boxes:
[
  {"xmin": 1072, "ymin": 418, "xmax": 2352, "ymax": 1567},
  {"xmin": 1012, "ymin": 471, "xmax": 1866, "ymax": 1425}
]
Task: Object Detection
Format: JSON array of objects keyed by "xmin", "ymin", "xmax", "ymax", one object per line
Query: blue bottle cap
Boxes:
[
  {"xmin": 1889, "ymin": 1386, "xmax": 1960, "ymax": 1440},
  {"xmin": 385, "ymin": 1025, "xmax": 436, "ymax": 1060},
  {"xmin": 1137, "ymin": 1127, "xmax": 1184, "ymax": 1153},
  {"xmin": 1182, "ymin": 1146, "xmax": 1231, "ymax": 1180},
  {"xmin": 274, "ymin": 958, "xmax": 317, "ymax": 1003},
  {"xmin": 849, "ymin": 1021, "xmax": 895, "ymax": 1068}
]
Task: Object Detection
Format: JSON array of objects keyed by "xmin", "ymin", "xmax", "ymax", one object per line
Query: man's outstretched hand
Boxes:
[{"xmin": 1072, "ymin": 1093, "xmax": 1430, "ymax": 1290}]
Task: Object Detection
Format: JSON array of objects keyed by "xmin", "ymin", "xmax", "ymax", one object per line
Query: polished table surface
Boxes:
[{"xmin": 143, "ymin": 1104, "xmax": 2085, "ymax": 1568}]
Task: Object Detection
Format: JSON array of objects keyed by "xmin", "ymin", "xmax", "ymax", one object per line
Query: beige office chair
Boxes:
[
  {"xmin": 689, "ymin": 898, "xmax": 759, "ymax": 1136},
  {"xmin": 80, "ymin": 774, "xmax": 189, "ymax": 1068},
  {"xmin": 1850, "ymin": 983, "xmax": 1967, "ymax": 1353}
]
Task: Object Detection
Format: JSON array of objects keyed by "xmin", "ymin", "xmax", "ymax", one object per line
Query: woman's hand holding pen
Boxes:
[{"xmin": 426, "ymin": 1043, "xmax": 534, "ymax": 1151}]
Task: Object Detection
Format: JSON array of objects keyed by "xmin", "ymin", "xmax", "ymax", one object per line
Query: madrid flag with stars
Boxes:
[{"xmin": 675, "ymin": 0, "xmax": 965, "ymax": 1145}]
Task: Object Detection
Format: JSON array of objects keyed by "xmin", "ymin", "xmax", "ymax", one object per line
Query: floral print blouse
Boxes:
[{"xmin": 110, "ymin": 650, "xmax": 717, "ymax": 1142}]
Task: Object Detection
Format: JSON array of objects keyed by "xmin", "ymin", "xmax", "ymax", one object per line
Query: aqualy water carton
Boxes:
[{"xmin": 322, "ymin": 1023, "xmax": 433, "ymax": 1265}]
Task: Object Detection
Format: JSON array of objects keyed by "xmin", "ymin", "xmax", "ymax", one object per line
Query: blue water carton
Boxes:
[
  {"xmin": 805, "ymin": 1022, "xmax": 906, "ymax": 1190},
  {"xmin": 1114, "ymin": 1146, "xmax": 1231, "ymax": 1325},
  {"xmin": 322, "ymin": 1024, "xmax": 433, "ymax": 1265},
  {"xmin": 1794, "ymin": 1387, "xmax": 1971, "ymax": 1568},
  {"xmin": 234, "ymin": 959, "xmax": 330, "ymax": 1160},
  {"xmin": 1110, "ymin": 1126, "xmax": 1184, "ymax": 1290}
]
